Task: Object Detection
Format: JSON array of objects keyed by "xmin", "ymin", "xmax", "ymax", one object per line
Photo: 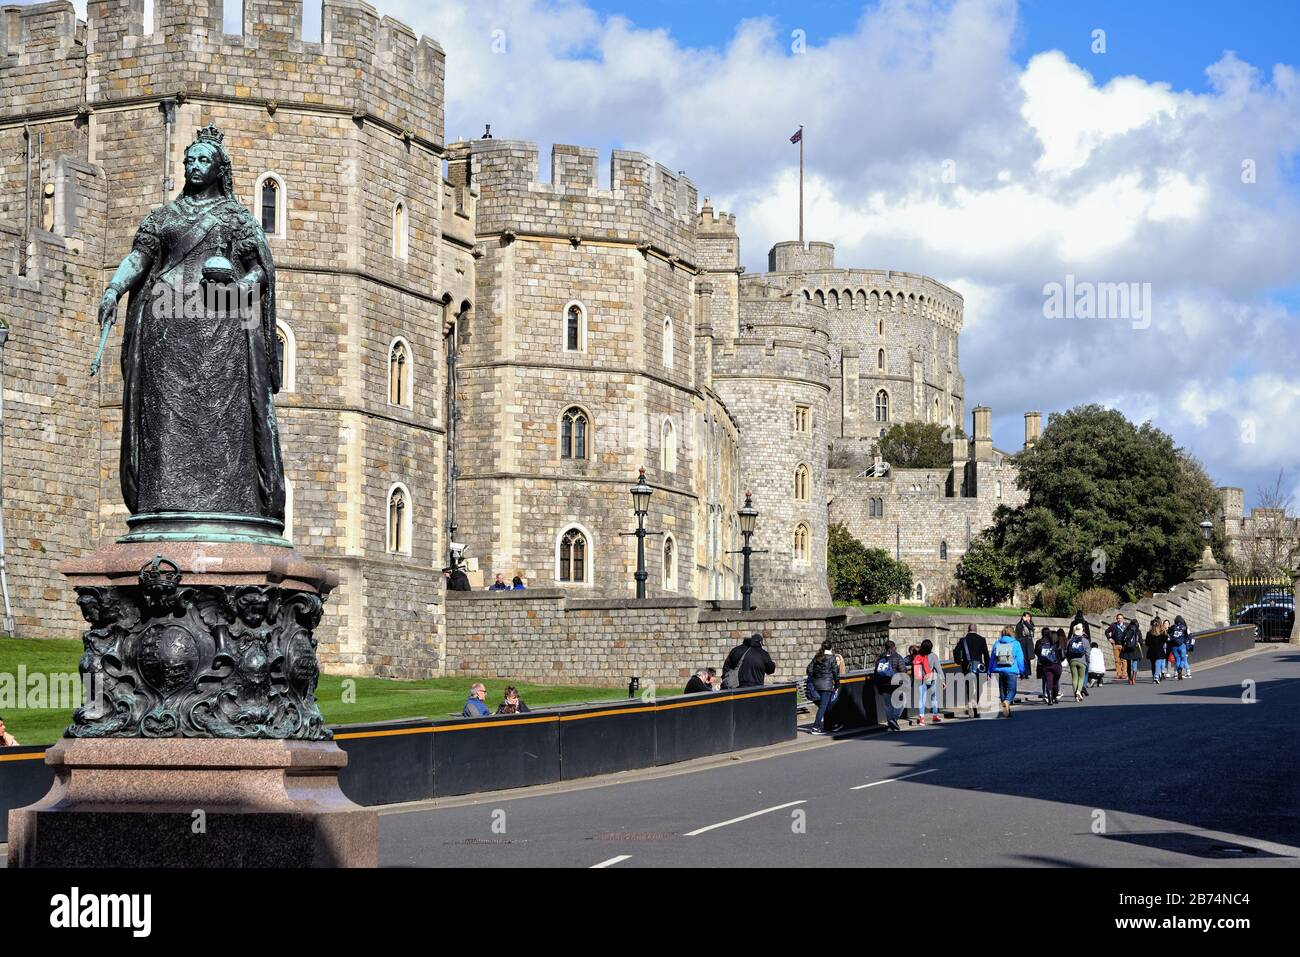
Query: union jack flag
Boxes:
[{"xmin": 790, "ymin": 128, "xmax": 802, "ymax": 144}]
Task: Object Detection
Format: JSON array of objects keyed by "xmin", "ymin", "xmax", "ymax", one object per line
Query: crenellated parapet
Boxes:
[
  {"xmin": 0, "ymin": 2, "xmax": 87, "ymax": 118},
  {"xmin": 73, "ymin": 0, "xmax": 444, "ymax": 146},
  {"xmin": 469, "ymin": 139, "xmax": 698, "ymax": 267}
]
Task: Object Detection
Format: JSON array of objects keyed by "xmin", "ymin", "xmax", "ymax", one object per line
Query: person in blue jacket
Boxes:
[
  {"xmin": 462, "ymin": 682, "xmax": 491, "ymax": 717},
  {"xmin": 989, "ymin": 626, "xmax": 1026, "ymax": 718}
]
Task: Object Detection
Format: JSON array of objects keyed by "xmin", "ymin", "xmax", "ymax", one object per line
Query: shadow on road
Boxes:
[{"xmin": 833, "ymin": 658, "xmax": 1300, "ymax": 849}]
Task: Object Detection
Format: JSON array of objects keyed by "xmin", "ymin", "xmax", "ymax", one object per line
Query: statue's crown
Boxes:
[{"xmin": 195, "ymin": 124, "xmax": 225, "ymax": 145}]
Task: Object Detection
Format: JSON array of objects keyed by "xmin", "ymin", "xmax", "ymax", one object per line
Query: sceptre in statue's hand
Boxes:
[{"xmin": 91, "ymin": 285, "xmax": 121, "ymax": 377}]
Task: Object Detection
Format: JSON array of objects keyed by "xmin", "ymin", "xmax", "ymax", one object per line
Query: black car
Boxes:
[{"xmin": 1236, "ymin": 604, "xmax": 1295, "ymax": 641}]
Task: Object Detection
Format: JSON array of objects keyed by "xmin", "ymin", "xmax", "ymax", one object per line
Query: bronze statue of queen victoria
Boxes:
[{"xmin": 97, "ymin": 124, "xmax": 284, "ymax": 539}]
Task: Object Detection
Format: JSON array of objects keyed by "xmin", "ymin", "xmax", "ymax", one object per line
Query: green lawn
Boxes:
[
  {"xmin": 838, "ymin": 602, "xmax": 1030, "ymax": 618},
  {"xmin": 0, "ymin": 637, "xmax": 628, "ymax": 746}
]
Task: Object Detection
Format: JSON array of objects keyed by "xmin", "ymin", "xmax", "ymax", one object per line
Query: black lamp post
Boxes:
[
  {"xmin": 631, "ymin": 468, "xmax": 653, "ymax": 600},
  {"xmin": 737, "ymin": 490, "xmax": 759, "ymax": 611},
  {"xmin": 1200, "ymin": 519, "xmax": 1213, "ymax": 543}
]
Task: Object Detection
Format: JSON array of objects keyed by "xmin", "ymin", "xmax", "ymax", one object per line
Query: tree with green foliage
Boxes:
[
  {"xmin": 876, "ymin": 422, "xmax": 962, "ymax": 469},
  {"xmin": 827, "ymin": 523, "xmax": 913, "ymax": 604},
  {"xmin": 954, "ymin": 532, "xmax": 1016, "ymax": 606},
  {"xmin": 986, "ymin": 404, "xmax": 1221, "ymax": 601}
]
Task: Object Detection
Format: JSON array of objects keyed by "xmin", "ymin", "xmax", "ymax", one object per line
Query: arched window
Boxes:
[
  {"xmin": 255, "ymin": 173, "xmax": 286, "ymax": 238},
  {"xmin": 828, "ymin": 290, "xmax": 839, "ymax": 309},
  {"xmin": 794, "ymin": 464, "xmax": 810, "ymax": 501},
  {"xmin": 561, "ymin": 406, "xmax": 589, "ymax": 460},
  {"xmin": 661, "ymin": 418, "xmax": 677, "ymax": 473},
  {"xmin": 393, "ymin": 199, "xmax": 409, "ymax": 260},
  {"xmin": 814, "ymin": 290, "xmax": 825, "ymax": 306},
  {"xmin": 663, "ymin": 316, "xmax": 674, "ymax": 369},
  {"xmin": 996, "ymin": 480, "xmax": 1003, "ymax": 499},
  {"xmin": 388, "ymin": 338, "xmax": 412, "ymax": 408},
  {"xmin": 875, "ymin": 390, "xmax": 889, "ymax": 422},
  {"xmin": 877, "ymin": 349, "xmax": 886, "ymax": 372},
  {"xmin": 663, "ymin": 535, "xmax": 677, "ymax": 591},
  {"xmin": 915, "ymin": 582, "xmax": 925, "ymax": 602},
  {"xmin": 933, "ymin": 396, "xmax": 940, "ymax": 423},
  {"xmin": 869, "ymin": 496, "xmax": 885, "ymax": 518},
  {"xmin": 386, "ymin": 484, "xmax": 411, "ymax": 555},
  {"xmin": 939, "ymin": 540, "xmax": 948, "ymax": 561},
  {"xmin": 793, "ymin": 523, "xmax": 810, "ymax": 562},
  {"xmin": 564, "ymin": 301, "xmax": 586, "ymax": 352},
  {"xmin": 275, "ymin": 321, "xmax": 296, "ymax": 393},
  {"xmin": 557, "ymin": 526, "xmax": 590, "ymax": 584}
]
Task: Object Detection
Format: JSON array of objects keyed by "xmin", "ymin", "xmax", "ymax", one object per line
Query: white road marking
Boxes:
[
  {"xmin": 684, "ymin": 800, "xmax": 807, "ymax": 836},
  {"xmin": 591, "ymin": 854, "xmax": 632, "ymax": 868},
  {"xmin": 851, "ymin": 768, "xmax": 937, "ymax": 790}
]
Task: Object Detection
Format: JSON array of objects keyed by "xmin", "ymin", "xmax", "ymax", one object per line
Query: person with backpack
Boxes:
[
  {"xmin": 990, "ymin": 626, "xmax": 1026, "ymax": 718},
  {"xmin": 1034, "ymin": 626, "xmax": 1063, "ymax": 705},
  {"xmin": 1106, "ymin": 614, "xmax": 1129, "ymax": 682},
  {"xmin": 1145, "ymin": 618, "xmax": 1168, "ymax": 684},
  {"xmin": 906, "ymin": 640, "xmax": 940, "ymax": 725},
  {"xmin": 953, "ymin": 626, "xmax": 990, "ymax": 718},
  {"xmin": 1069, "ymin": 610, "xmax": 1092, "ymax": 642},
  {"xmin": 873, "ymin": 640, "xmax": 906, "ymax": 731},
  {"xmin": 1121, "ymin": 618, "xmax": 1144, "ymax": 684},
  {"xmin": 920, "ymin": 638, "xmax": 945, "ymax": 723},
  {"xmin": 1064, "ymin": 622, "xmax": 1091, "ymax": 701},
  {"xmin": 721, "ymin": 633, "xmax": 776, "ymax": 689},
  {"xmin": 1169, "ymin": 615, "xmax": 1190, "ymax": 678},
  {"xmin": 806, "ymin": 640, "xmax": 842, "ymax": 735}
]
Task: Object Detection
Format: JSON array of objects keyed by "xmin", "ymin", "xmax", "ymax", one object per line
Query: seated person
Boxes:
[
  {"xmin": 496, "ymin": 685, "xmax": 531, "ymax": 714},
  {"xmin": 683, "ymin": 668, "xmax": 717, "ymax": 694}
]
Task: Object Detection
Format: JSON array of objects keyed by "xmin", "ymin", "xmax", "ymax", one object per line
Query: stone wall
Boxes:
[{"xmin": 443, "ymin": 590, "xmax": 892, "ymax": 688}]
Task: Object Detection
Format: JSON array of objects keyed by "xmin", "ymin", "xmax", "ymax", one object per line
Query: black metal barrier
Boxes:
[
  {"xmin": 1, "ymin": 686, "xmax": 797, "ymax": 829},
  {"xmin": 0, "ymin": 746, "xmax": 57, "ymax": 843}
]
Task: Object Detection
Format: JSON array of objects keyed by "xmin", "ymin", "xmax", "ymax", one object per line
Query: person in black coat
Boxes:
[
  {"xmin": 1034, "ymin": 626, "xmax": 1064, "ymax": 704},
  {"xmin": 722, "ymin": 633, "xmax": 776, "ymax": 688},
  {"xmin": 1145, "ymin": 619, "xmax": 1168, "ymax": 684},
  {"xmin": 1070, "ymin": 610, "xmax": 1092, "ymax": 642},
  {"xmin": 952, "ymin": 628, "xmax": 990, "ymax": 718},
  {"xmin": 683, "ymin": 668, "xmax": 716, "ymax": 694},
  {"xmin": 1014, "ymin": 612, "xmax": 1036, "ymax": 682}
]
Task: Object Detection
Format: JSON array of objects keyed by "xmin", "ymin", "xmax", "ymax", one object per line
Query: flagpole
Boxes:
[{"xmin": 798, "ymin": 125, "xmax": 804, "ymax": 244}]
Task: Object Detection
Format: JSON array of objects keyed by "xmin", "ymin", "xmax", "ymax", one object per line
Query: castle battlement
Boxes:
[
  {"xmin": 697, "ymin": 198, "xmax": 736, "ymax": 231},
  {"xmin": 0, "ymin": 2, "xmax": 86, "ymax": 116},
  {"xmin": 30, "ymin": 0, "xmax": 448, "ymax": 144},
  {"xmin": 470, "ymin": 138, "xmax": 698, "ymax": 262}
]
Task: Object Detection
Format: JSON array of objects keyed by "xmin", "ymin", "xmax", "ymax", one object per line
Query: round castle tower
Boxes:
[
  {"xmin": 765, "ymin": 241, "xmax": 965, "ymax": 466},
  {"xmin": 711, "ymin": 276, "xmax": 833, "ymax": 608}
]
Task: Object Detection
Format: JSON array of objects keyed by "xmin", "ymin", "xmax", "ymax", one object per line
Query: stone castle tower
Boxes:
[
  {"xmin": 1, "ymin": 0, "xmax": 1012, "ymax": 674},
  {"xmin": 0, "ymin": 0, "xmax": 463, "ymax": 677}
]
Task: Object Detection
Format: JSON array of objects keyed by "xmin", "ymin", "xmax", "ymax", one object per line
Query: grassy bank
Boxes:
[{"xmin": 0, "ymin": 637, "xmax": 627, "ymax": 746}]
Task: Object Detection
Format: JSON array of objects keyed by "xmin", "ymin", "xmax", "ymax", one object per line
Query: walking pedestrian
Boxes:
[
  {"xmin": 873, "ymin": 640, "xmax": 906, "ymax": 731},
  {"xmin": 807, "ymin": 640, "xmax": 842, "ymax": 734},
  {"xmin": 1034, "ymin": 626, "xmax": 1063, "ymax": 705},
  {"xmin": 1015, "ymin": 612, "xmax": 1036, "ymax": 692},
  {"xmin": 904, "ymin": 643, "xmax": 925, "ymax": 725},
  {"xmin": 922, "ymin": 639, "xmax": 945, "ymax": 723},
  {"xmin": 1069, "ymin": 609, "xmax": 1092, "ymax": 642},
  {"xmin": 910, "ymin": 639, "xmax": 943, "ymax": 725},
  {"xmin": 721, "ymin": 632, "xmax": 777, "ymax": 688},
  {"xmin": 1106, "ymin": 614, "xmax": 1129, "ymax": 682},
  {"xmin": 1121, "ymin": 618, "xmax": 1144, "ymax": 684},
  {"xmin": 990, "ymin": 626, "xmax": 1026, "ymax": 718},
  {"xmin": 1065, "ymin": 623, "xmax": 1091, "ymax": 701},
  {"xmin": 953, "ymin": 626, "xmax": 990, "ymax": 718},
  {"xmin": 1168, "ymin": 614, "xmax": 1191, "ymax": 678},
  {"xmin": 1145, "ymin": 618, "xmax": 1168, "ymax": 684}
]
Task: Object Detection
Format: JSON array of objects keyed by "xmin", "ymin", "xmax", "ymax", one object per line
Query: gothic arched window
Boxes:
[
  {"xmin": 388, "ymin": 338, "xmax": 412, "ymax": 407},
  {"xmin": 561, "ymin": 407, "xmax": 589, "ymax": 460}
]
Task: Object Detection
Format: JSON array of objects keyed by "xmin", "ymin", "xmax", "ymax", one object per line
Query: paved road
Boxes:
[{"xmin": 379, "ymin": 645, "xmax": 1300, "ymax": 867}]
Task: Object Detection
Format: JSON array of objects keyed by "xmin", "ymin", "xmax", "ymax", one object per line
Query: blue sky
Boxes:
[
  {"xmin": 28, "ymin": 0, "xmax": 1300, "ymax": 511},
  {"xmin": 584, "ymin": 0, "xmax": 1300, "ymax": 94}
]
